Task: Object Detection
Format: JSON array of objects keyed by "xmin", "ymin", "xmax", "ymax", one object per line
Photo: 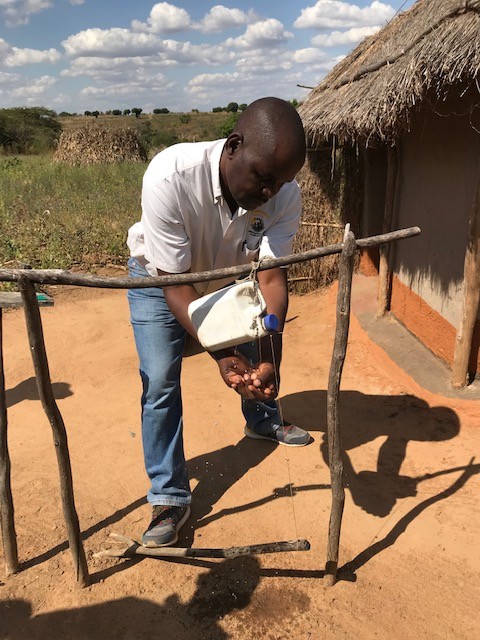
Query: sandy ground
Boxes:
[{"xmin": 1, "ymin": 280, "xmax": 479, "ymax": 640}]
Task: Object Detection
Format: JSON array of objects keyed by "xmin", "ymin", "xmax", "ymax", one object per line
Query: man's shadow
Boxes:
[
  {"xmin": 0, "ymin": 556, "xmax": 261, "ymax": 640},
  {"xmin": 281, "ymin": 390, "xmax": 460, "ymax": 517},
  {"xmin": 182, "ymin": 437, "xmax": 278, "ymax": 547},
  {"xmin": 5, "ymin": 376, "xmax": 73, "ymax": 408}
]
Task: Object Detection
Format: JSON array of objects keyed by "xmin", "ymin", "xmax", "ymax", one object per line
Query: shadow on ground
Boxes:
[
  {"xmin": 6, "ymin": 376, "xmax": 73, "ymax": 408},
  {"xmin": 281, "ymin": 389, "xmax": 460, "ymax": 517},
  {"xmin": 1, "ymin": 556, "xmax": 261, "ymax": 640}
]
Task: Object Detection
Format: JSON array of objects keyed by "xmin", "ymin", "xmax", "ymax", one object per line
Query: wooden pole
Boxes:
[
  {"xmin": 377, "ymin": 145, "xmax": 399, "ymax": 317},
  {"xmin": 452, "ymin": 164, "xmax": 480, "ymax": 388},
  {"xmin": 0, "ymin": 227, "xmax": 421, "ymax": 289},
  {"xmin": 325, "ymin": 230, "xmax": 356, "ymax": 586},
  {"xmin": 18, "ymin": 275, "xmax": 89, "ymax": 587},
  {"xmin": 0, "ymin": 308, "xmax": 19, "ymax": 575}
]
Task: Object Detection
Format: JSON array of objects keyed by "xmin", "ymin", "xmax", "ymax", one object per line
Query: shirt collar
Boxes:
[{"xmin": 209, "ymin": 138, "xmax": 226, "ymax": 204}]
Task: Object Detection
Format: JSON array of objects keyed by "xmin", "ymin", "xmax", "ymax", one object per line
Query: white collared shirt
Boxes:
[{"xmin": 127, "ymin": 139, "xmax": 302, "ymax": 295}]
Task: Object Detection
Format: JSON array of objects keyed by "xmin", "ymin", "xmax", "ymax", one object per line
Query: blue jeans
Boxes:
[{"xmin": 127, "ymin": 257, "xmax": 283, "ymax": 506}]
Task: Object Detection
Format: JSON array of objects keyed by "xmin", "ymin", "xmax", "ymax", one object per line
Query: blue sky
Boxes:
[{"xmin": 0, "ymin": 1, "xmax": 414, "ymax": 113}]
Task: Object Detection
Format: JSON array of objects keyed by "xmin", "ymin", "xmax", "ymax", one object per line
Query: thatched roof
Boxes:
[{"xmin": 300, "ymin": 0, "xmax": 480, "ymax": 145}]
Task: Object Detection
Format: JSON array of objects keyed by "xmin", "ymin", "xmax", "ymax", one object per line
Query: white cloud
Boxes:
[
  {"xmin": 0, "ymin": 0, "xmax": 52, "ymax": 27},
  {"xmin": 10, "ymin": 74, "xmax": 56, "ymax": 99},
  {"xmin": 69, "ymin": 0, "xmax": 84, "ymax": 5},
  {"xmin": 186, "ymin": 67, "xmax": 308, "ymax": 111},
  {"xmin": 0, "ymin": 70, "xmax": 22, "ymax": 86},
  {"xmin": 160, "ymin": 39, "xmax": 233, "ymax": 65},
  {"xmin": 293, "ymin": 47, "xmax": 330, "ymax": 64},
  {"xmin": 62, "ymin": 28, "xmax": 162, "ymax": 57},
  {"xmin": 312, "ymin": 25, "xmax": 380, "ymax": 46},
  {"xmin": 131, "ymin": 2, "xmax": 191, "ymax": 34},
  {"xmin": 81, "ymin": 80, "xmax": 173, "ymax": 98},
  {"xmin": 224, "ymin": 19, "xmax": 293, "ymax": 50},
  {"xmin": 62, "ymin": 28, "xmax": 234, "ymax": 68},
  {"xmin": 0, "ymin": 37, "xmax": 61, "ymax": 67},
  {"xmin": 194, "ymin": 5, "xmax": 257, "ymax": 33},
  {"xmin": 188, "ymin": 71, "xmax": 245, "ymax": 95},
  {"xmin": 294, "ymin": 1, "xmax": 394, "ymax": 30},
  {"xmin": 5, "ymin": 46, "xmax": 61, "ymax": 66},
  {"xmin": 235, "ymin": 49, "xmax": 293, "ymax": 74}
]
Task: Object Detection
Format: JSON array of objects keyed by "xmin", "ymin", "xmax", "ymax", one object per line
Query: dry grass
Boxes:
[
  {"xmin": 54, "ymin": 126, "xmax": 147, "ymax": 166},
  {"xmin": 289, "ymin": 147, "xmax": 363, "ymax": 294},
  {"xmin": 300, "ymin": 0, "xmax": 480, "ymax": 144}
]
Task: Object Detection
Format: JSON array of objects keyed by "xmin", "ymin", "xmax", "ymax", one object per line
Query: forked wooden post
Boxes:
[
  {"xmin": 0, "ymin": 308, "xmax": 19, "ymax": 575},
  {"xmin": 18, "ymin": 275, "xmax": 89, "ymax": 587},
  {"xmin": 325, "ymin": 229, "xmax": 356, "ymax": 586}
]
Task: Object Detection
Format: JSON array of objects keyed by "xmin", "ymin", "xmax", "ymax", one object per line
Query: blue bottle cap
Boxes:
[{"xmin": 263, "ymin": 314, "xmax": 279, "ymax": 332}]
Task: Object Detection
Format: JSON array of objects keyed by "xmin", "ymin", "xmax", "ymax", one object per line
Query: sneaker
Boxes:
[
  {"xmin": 244, "ymin": 423, "xmax": 311, "ymax": 447},
  {"xmin": 142, "ymin": 505, "xmax": 191, "ymax": 547}
]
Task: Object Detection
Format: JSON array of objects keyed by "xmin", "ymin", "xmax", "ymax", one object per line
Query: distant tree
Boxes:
[
  {"xmin": 239, "ymin": 103, "xmax": 247, "ymax": 112},
  {"xmin": 112, "ymin": 109, "xmax": 122, "ymax": 116},
  {"xmin": 153, "ymin": 108, "xmax": 170, "ymax": 114},
  {"xmin": 131, "ymin": 107, "xmax": 143, "ymax": 118},
  {"xmin": 212, "ymin": 107, "xmax": 223, "ymax": 113},
  {"xmin": 290, "ymin": 99, "xmax": 299, "ymax": 108},
  {"xmin": 58, "ymin": 111, "xmax": 71, "ymax": 117},
  {"xmin": 123, "ymin": 109, "xmax": 131, "ymax": 116},
  {"xmin": 84, "ymin": 110, "xmax": 92, "ymax": 116},
  {"xmin": 226, "ymin": 102, "xmax": 238, "ymax": 112},
  {"xmin": 105, "ymin": 110, "xmax": 112, "ymax": 115},
  {"xmin": 220, "ymin": 112, "xmax": 239, "ymax": 137},
  {"xmin": 92, "ymin": 110, "xmax": 100, "ymax": 118},
  {"xmin": 191, "ymin": 108, "xmax": 199, "ymax": 113},
  {"xmin": 0, "ymin": 107, "xmax": 61, "ymax": 154}
]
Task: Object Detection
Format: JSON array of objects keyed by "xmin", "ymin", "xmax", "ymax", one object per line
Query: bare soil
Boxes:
[{"xmin": 1, "ymin": 283, "xmax": 479, "ymax": 640}]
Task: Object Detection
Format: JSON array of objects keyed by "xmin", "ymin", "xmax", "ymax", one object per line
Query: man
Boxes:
[{"xmin": 127, "ymin": 97, "xmax": 311, "ymax": 548}]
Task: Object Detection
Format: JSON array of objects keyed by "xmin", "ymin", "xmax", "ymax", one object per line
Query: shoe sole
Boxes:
[
  {"xmin": 143, "ymin": 505, "xmax": 191, "ymax": 548},
  {"xmin": 244, "ymin": 425, "xmax": 311, "ymax": 447}
]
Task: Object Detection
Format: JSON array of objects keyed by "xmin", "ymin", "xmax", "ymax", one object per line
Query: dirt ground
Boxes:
[{"xmin": 1, "ymin": 280, "xmax": 479, "ymax": 640}]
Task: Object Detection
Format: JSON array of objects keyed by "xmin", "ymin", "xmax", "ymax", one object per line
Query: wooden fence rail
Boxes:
[{"xmin": 0, "ymin": 226, "xmax": 420, "ymax": 587}]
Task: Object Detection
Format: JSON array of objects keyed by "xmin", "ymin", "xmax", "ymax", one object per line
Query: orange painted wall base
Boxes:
[{"xmin": 390, "ymin": 275, "xmax": 480, "ymax": 375}]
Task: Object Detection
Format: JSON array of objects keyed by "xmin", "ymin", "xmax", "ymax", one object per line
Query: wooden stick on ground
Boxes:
[
  {"xmin": 18, "ymin": 275, "xmax": 89, "ymax": 588},
  {"xmin": 94, "ymin": 533, "xmax": 310, "ymax": 559},
  {"xmin": 0, "ymin": 308, "xmax": 19, "ymax": 575},
  {"xmin": 325, "ymin": 229, "xmax": 357, "ymax": 586}
]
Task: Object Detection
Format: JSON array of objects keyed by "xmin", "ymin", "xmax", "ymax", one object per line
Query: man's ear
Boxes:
[{"xmin": 225, "ymin": 133, "xmax": 243, "ymax": 158}]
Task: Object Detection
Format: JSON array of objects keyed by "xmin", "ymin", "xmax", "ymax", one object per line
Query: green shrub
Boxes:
[{"xmin": 0, "ymin": 107, "xmax": 61, "ymax": 155}]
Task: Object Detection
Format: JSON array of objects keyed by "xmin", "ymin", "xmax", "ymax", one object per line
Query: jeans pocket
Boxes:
[{"xmin": 128, "ymin": 257, "xmax": 149, "ymax": 279}]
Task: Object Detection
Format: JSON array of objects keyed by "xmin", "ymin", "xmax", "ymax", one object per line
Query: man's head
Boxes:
[{"xmin": 220, "ymin": 97, "xmax": 306, "ymax": 211}]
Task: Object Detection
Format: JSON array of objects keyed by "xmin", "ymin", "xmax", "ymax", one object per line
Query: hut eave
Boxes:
[{"xmin": 300, "ymin": 0, "xmax": 480, "ymax": 145}]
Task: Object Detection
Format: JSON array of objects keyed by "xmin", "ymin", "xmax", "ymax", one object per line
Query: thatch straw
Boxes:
[
  {"xmin": 300, "ymin": 0, "xmax": 480, "ymax": 144},
  {"xmin": 54, "ymin": 126, "xmax": 147, "ymax": 165},
  {"xmin": 289, "ymin": 147, "xmax": 362, "ymax": 294}
]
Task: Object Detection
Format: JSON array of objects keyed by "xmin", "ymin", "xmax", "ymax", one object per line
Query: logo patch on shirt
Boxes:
[{"xmin": 249, "ymin": 210, "xmax": 267, "ymax": 237}]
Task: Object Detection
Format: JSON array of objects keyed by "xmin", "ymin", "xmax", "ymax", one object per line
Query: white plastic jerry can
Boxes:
[{"xmin": 187, "ymin": 280, "xmax": 279, "ymax": 351}]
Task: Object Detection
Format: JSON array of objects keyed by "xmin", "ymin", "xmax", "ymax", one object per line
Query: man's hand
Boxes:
[
  {"xmin": 216, "ymin": 354, "xmax": 277, "ymax": 401},
  {"xmin": 247, "ymin": 362, "xmax": 278, "ymax": 400}
]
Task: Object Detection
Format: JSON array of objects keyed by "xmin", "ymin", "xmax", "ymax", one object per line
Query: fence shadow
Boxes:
[
  {"xmin": 340, "ymin": 460, "xmax": 479, "ymax": 575},
  {"xmin": 1, "ymin": 556, "xmax": 262, "ymax": 640},
  {"xmin": 281, "ymin": 389, "xmax": 460, "ymax": 517},
  {"xmin": 6, "ymin": 376, "xmax": 73, "ymax": 408}
]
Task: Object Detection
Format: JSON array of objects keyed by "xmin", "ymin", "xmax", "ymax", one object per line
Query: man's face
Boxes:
[{"xmin": 222, "ymin": 136, "xmax": 304, "ymax": 211}]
